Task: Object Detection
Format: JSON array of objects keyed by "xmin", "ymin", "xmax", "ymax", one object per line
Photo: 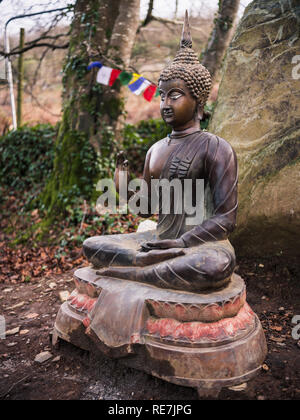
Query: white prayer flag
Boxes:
[{"xmin": 96, "ymin": 66, "xmax": 113, "ymax": 85}]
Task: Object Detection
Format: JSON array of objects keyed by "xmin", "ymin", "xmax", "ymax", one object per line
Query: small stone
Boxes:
[
  {"xmin": 59, "ymin": 291, "xmax": 70, "ymax": 302},
  {"xmin": 6, "ymin": 327, "xmax": 20, "ymax": 336},
  {"xmin": 34, "ymin": 351, "xmax": 52, "ymax": 363},
  {"xmin": 136, "ymin": 220, "xmax": 157, "ymax": 233},
  {"xmin": 7, "ymin": 342, "xmax": 17, "ymax": 347},
  {"xmin": 258, "ymin": 264, "xmax": 264, "ymax": 268},
  {"xmin": 49, "ymin": 282, "xmax": 57, "ymax": 289},
  {"xmin": 3, "ymin": 288, "xmax": 13, "ymax": 293},
  {"xmin": 19, "ymin": 329, "xmax": 29, "ymax": 335},
  {"xmin": 52, "ymin": 356, "xmax": 61, "ymax": 362},
  {"xmin": 228, "ymin": 383, "xmax": 247, "ymax": 392},
  {"xmin": 25, "ymin": 313, "xmax": 39, "ymax": 319},
  {"xmin": 262, "ymin": 364, "xmax": 269, "ymax": 371}
]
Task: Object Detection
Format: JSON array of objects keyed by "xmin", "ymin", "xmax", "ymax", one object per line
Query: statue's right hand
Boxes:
[
  {"xmin": 114, "ymin": 151, "xmax": 130, "ymax": 193},
  {"xmin": 116, "ymin": 151, "xmax": 129, "ymax": 171},
  {"xmin": 135, "ymin": 248, "xmax": 185, "ymax": 267}
]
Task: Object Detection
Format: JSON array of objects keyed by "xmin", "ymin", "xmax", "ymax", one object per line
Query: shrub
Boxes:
[{"xmin": 0, "ymin": 124, "xmax": 57, "ymax": 190}]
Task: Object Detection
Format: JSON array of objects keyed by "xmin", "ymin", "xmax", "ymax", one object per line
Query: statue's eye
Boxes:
[{"xmin": 170, "ymin": 93, "xmax": 182, "ymax": 100}]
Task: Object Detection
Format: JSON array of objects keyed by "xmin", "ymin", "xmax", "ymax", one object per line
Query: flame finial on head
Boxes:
[{"xmin": 180, "ymin": 10, "xmax": 193, "ymax": 49}]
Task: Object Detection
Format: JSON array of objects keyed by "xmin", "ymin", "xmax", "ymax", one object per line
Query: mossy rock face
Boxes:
[{"xmin": 209, "ymin": 0, "xmax": 300, "ymax": 257}]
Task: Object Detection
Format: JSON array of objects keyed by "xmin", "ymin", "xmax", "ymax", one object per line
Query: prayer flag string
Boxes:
[{"xmin": 87, "ymin": 61, "xmax": 159, "ymax": 102}]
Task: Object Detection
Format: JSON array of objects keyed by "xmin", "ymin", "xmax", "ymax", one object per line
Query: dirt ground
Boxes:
[{"xmin": 0, "ymin": 256, "xmax": 299, "ymax": 401}]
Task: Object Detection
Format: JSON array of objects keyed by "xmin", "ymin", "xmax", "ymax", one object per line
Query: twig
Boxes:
[
  {"xmin": 24, "ymin": 85, "xmax": 61, "ymax": 118},
  {"xmin": 0, "ymin": 375, "xmax": 30, "ymax": 400}
]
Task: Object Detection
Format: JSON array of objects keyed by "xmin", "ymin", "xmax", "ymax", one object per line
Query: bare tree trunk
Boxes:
[
  {"xmin": 41, "ymin": 0, "xmax": 141, "ymax": 217},
  {"xmin": 202, "ymin": 0, "xmax": 240, "ymax": 81},
  {"xmin": 109, "ymin": 0, "xmax": 141, "ymax": 66}
]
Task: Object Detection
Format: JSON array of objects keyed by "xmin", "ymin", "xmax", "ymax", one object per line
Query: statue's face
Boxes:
[{"xmin": 159, "ymin": 79, "xmax": 198, "ymax": 130}]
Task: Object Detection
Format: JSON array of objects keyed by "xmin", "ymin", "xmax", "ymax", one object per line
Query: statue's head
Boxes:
[{"xmin": 159, "ymin": 11, "xmax": 212, "ymax": 129}]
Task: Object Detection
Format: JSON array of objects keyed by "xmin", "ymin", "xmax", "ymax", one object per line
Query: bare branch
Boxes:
[
  {"xmin": 25, "ymin": 32, "xmax": 69, "ymax": 47},
  {"xmin": 0, "ymin": 42, "xmax": 69, "ymax": 57},
  {"xmin": 150, "ymin": 16, "xmax": 207, "ymax": 37}
]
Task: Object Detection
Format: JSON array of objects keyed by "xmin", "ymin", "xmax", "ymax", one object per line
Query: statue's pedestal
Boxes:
[{"xmin": 52, "ymin": 267, "xmax": 267, "ymax": 396}]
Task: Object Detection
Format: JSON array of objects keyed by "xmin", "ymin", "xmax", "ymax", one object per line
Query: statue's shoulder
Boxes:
[
  {"xmin": 147, "ymin": 137, "xmax": 167, "ymax": 153},
  {"xmin": 201, "ymin": 131, "xmax": 235, "ymax": 155}
]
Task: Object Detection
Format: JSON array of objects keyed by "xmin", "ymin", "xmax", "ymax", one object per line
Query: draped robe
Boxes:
[{"xmin": 83, "ymin": 131, "xmax": 238, "ymax": 293}]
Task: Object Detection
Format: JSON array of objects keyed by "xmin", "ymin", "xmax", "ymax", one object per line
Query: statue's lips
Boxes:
[{"xmin": 163, "ymin": 110, "xmax": 174, "ymax": 118}]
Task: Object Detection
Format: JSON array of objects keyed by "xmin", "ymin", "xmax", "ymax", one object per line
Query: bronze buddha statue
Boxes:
[
  {"xmin": 83, "ymin": 12, "xmax": 238, "ymax": 294},
  {"xmin": 53, "ymin": 13, "xmax": 267, "ymax": 394}
]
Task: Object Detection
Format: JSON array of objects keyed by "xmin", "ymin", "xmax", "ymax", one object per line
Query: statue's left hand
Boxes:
[{"xmin": 140, "ymin": 237, "xmax": 185, "ymax": 252}]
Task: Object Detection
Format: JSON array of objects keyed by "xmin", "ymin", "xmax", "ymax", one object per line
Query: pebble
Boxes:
[
  {"xmin": 19, "ymin": 329, "xmax": 29, "ymax": 335},
  {"xmin": 25, "ymin": 313, "xmax": 39, "ymax": 319},
  {"xmin": 7, "ymin": 342, "xmax": 17, "ymax": 347},
  {"xmin": 136, "ymin": 220, "xmax": 157, "ymax": 233},
  {"xmin": 34, "ymin": 351, "xmax": 53, "ymax": 363},
  {"xmin": 49, "ymin": 282, "xmax": 57, "ymax": 289},
  {"xmin": 59, "ymin": 291, "xmax": 70, "ymax": 302},
  {"xmin": 6, "ymin": 327, "xmax": 20, "ymax": 336}
]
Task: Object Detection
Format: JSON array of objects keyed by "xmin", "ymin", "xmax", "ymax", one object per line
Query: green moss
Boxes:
[{"xmin": 40, "ymin": 116, "xmax": 100, "ymax": 216}]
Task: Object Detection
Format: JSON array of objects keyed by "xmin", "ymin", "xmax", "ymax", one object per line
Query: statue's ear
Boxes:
[{"xmin": 196, "ymin": 104, "xmax": 204, "ymax": 121}]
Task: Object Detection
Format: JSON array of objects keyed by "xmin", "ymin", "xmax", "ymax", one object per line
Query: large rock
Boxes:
[{"xmin": 209, "ymin": 0, "xmax": 300, "ymax": 257}]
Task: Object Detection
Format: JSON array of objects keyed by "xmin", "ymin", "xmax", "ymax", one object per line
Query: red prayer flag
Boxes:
[
  {"xmin": 109, "ymin": 69, "xmax": 122, "ymax": 86},
  {"xmin": 143, "ymin": 84, "xmax": 157, "ymax": 102}
]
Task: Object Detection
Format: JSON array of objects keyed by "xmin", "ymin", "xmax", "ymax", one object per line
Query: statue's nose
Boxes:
[{"xmin": 162, "ymin": 101, "xmax": 172, "ymax": 111}]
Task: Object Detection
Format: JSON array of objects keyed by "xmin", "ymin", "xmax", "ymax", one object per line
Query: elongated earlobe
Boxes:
[{"xmin": 197, "ymin": 104, "xmax": 204, "ymax": 121}]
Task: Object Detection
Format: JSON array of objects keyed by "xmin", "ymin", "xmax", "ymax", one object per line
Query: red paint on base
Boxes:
[{"xmin": 145, "ymin": 303, "xmax": 255, "ymax": 342}]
